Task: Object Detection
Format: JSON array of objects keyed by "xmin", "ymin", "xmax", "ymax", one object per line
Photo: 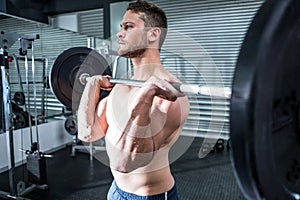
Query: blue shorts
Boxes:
[{"xmin": 107, "ymin": 180, "xmax": 179, "ymax": 200}]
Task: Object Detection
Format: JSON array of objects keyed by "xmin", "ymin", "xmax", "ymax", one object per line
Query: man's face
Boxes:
[{"xmin": 117, "ymin": 10, "xmax": 148, "ymax": 58}]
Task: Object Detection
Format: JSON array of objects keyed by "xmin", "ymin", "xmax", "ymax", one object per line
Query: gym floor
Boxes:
[{"xmin": 0, "ymin": 137, "xmax": 246, "ymax": 200}]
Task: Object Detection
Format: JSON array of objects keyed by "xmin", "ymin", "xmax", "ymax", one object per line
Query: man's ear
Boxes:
[{"xmin": 148, "ymin": 27, "xmax": 161, "ymax": 43}]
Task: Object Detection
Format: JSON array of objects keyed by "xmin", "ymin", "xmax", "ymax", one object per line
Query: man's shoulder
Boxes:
[{"xmin": 156, "ymin": 68, "xmax": 181, "ymax": 83}]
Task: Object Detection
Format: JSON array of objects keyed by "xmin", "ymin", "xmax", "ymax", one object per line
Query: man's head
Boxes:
[
  {"xmin": 126, "ymin": 0, "xmax": 168, "ymax": 49},
  {"xmin": 117, "ymin": 0, "xmax": 168, "ymax": 58}
]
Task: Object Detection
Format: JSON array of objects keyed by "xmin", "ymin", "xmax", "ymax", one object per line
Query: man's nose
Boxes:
[{"xmin": 117, "ymin": 29, "xmax": 124, "ymax": 38}]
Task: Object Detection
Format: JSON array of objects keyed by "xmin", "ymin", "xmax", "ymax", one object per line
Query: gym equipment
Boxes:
[
  {"xmin": 11, "ymin": 91, "xmax": 31, "ymax": 130},
  {"xmin": 13, "ymin": 111, "xmax": 30, "ymax": 130},
  {"xmin": 226, "ymin": 139, "xmax": 230, "ymax": 151},
  {"xmin": 0, "ymin": 30, "xmax": 50, "ymax": 200},
  {"xmin": 230, "ymin": 0, "xmax": 300, "ymax": 199},
  {"xmin": 215, "ymin": 139, "xmax": 224, "ymax": 152},
  {"xmin": 49, "ymin": 47, "xmax": 111, "ymax": 160},
  {"xmin": 49, "ymin": 47, "xmax": 231, "ymax": 111},
  {"xmin": 64, "ymin": 115, "xmax": 78, "ymax": 136},
  {"xmin": 25, "ymin": 143, "xmax": 48, "ymax": 186},
  {"xmin": 49, "ymin": 0, "xmax": 300, "ymax": 199},
  {"xmin": 13, "ymin": 92, "xmax": 25, "ymax": 106},
  {"xmin": 108, "ymin": 78, "xmax": 231, "ymax": 98},
  {"xmin": 50, "ymin": 47, "xmax": 112, "ymax": 111}
]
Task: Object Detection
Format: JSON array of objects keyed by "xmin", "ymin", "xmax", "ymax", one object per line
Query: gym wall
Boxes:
[{"xmin": 0, "ymin": 0, "xmax": 264, "ymax": 139}]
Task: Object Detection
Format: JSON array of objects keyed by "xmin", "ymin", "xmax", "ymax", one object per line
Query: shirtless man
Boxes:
[{"xmin": 78, "ymin": 0, "xmax": 190, "ymax": 199}]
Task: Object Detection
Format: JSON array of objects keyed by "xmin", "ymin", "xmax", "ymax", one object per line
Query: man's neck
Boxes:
[
  {"xmin": 131, "ymin": 48, "xmax": 163, "ymax": 80},
  {"xmin": 131, "ymin": 48, "xmax": 160, "ymax": 67}
]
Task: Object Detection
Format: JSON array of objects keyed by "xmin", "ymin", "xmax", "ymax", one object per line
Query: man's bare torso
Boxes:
[{"xmin": 103, "ymin": 66, "xmax": 189, "ymax": 195}]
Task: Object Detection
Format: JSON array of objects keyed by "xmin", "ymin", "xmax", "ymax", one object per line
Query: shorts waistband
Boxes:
[{"xmin": 113, "ymin": 180, "xmax": 177, "ymax": 200}]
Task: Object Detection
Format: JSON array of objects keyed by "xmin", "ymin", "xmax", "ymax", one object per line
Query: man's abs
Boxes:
[{"xmin": 111, "ymin": 166, "xmax": 175, "ymax": 196}]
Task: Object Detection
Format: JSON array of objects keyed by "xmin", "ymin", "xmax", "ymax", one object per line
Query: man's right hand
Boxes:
[
  {"xmin": 86, "ymin": 75, "xmax": 115, "ymax": 91},
  {"xmin": 143, "ymin": 76, "xmax": 185, "ymax": 102}
]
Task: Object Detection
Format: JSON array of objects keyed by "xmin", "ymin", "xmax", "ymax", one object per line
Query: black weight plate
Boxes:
[
  {"xmin": 13, "ymin": 111, "xmax": 28, "ymax": 130},
  {"xmin": 230, "ymin": 0, "xmax": 300, "ymax": 200},
  {"xmin": 13, "ymin": 91, "xmax": 25, "ymax": 106},
  {"xmin": 50, "ymin": 47, "xmax": 111, "ymax": 110},
  {"xmin": 64, "ymin": 115, "xmax": 78, "ymax": 136}
]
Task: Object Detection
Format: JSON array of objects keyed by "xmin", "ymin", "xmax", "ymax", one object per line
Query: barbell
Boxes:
[
  {"xmin": 50, "ymin": 48, "xmax": 232, "ymax": 110},
  {"xmin": 49, "ymin": 0, "xmax": 300, "ymax": 199}
]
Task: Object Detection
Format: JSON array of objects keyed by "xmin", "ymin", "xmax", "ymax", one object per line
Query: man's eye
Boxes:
[{"xmin": 124, "ymin": 25, "xmax": 133, "ymax": 30}]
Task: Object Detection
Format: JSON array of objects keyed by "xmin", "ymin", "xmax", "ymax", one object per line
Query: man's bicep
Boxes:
[
  {"xmin": 152, "ymin": 98, "xmax": 188, "ymax": 149},
  {"xmin": 165, "ymin": 96, "xmax": 189, "ymax": 127}
]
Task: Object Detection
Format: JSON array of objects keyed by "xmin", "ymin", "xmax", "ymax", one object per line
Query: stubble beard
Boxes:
[{"xmin": 119, "ymin": 48, "xmax": 146, "ymax": 58}]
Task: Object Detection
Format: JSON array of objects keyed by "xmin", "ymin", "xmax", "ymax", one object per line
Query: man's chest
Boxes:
[{"xmin": 105, "ymin": 85, "xmax": 168, "ymax": 135}]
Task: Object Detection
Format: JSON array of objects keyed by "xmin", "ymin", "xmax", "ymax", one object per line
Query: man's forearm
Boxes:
[
  {"xmin": 129, "ymin": 88, "xmax": 155, "ymax": 126},
  {"xmin": 110, "ymin": 88, "xmax": 157, "ymax": 172},
  {"xmin": 111, "ymin": 122, "xmax": 155, "ymax": 172},
  {"xmin": 77, "ymin": 78, "xmax": 101, "ymax": 141}
]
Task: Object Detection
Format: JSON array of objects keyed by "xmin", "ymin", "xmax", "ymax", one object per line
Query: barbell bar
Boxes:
[
  {"xmin": 77, "ymin": 71, "xmax": 232, "ymax": 99},
  {"xmin": 108, "ymin": 78, "xmax": 232, "ymax": 99},
  {"xmin": 49, "ymin": 0, "xmax": 300, "ymax": 199}
]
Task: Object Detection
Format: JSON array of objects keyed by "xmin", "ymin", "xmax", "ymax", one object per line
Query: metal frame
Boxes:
[
  {"xmin": 71, "ymin": 137, "xmax": 106, "ymax": 161},
  {"xmin": 0, "ymin": 48, "xmax": 17, "ymax": 198},
  {"xmin": 12, "ymin": 56, "xmax": 49, "ymax": 124},
  {"xmin": 0, "ymin": 30, "xmax": 47, "ymax": 200}
]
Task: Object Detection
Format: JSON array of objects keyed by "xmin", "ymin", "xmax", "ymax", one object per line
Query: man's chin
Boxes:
[
  {"xmin": 118, "ymin": 49, "xmax": 146, "ymax": 58},
  {"xmin": 117, "ymin": 49, "xmax": 128, "ymax": 58}
]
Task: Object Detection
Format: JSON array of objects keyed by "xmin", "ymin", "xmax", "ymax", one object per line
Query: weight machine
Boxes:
[{"xmin": 0, "ymin": 30, "xmax": 51, "ymax": 200}]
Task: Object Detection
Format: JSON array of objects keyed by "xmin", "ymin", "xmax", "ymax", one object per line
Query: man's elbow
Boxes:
[
  {"xmin": 78, "ymin": 127, "xmax": 105, "ymax": 142},
  {"xmin": 77, "ymin": 125, "xmax": 94, "ymax": 142}
]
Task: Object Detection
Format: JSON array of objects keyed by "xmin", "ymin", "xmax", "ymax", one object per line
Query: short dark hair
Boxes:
[{"xmin": 127, "ymin": 0, "xmax": 168, "ymax": 49}]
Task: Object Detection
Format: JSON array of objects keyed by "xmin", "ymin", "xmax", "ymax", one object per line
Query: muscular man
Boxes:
[{"xmin": 78, "ymin": 0, "xmax": 190, "ymax": 199}]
